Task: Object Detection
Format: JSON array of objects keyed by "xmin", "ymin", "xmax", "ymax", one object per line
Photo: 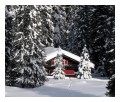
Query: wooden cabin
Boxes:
[{"xmin": 44, "ymin": 47, "xmax": 80, "ymax": 76}]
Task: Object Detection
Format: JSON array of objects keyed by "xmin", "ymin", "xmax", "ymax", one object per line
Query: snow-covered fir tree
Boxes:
[
  {"xmin": 52, "ymin": 6, "xmax": 66, "ymax": 47},
  {"xmin": 38, "ymin": 5, "xmax": 54, "ymax": 47},
  {"xmin": 88, "ymin": 6, "xmax": 115, "ymax": 77},
  {"xmin": 5, "ymin": 5, "xmax": 47, "ymax": 88},
  {"xmin": 78, "ymin": 45, "xmax": 94, "ymax": 79},
  {"xmin": 51, "ymin": 48, "xmax": 65, "ymax": 79},
  {"xmin": 106, "ymin": 74, "xmax": 115, "ymax": 97},
  {"xmin": 5, "ymin": 6, "xmax": 14, "ymax": 86}
]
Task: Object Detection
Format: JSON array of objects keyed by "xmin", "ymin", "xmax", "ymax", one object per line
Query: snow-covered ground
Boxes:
[{"xmin": 5, "ymin": 76, "xmax": 108, "ymax": 97}]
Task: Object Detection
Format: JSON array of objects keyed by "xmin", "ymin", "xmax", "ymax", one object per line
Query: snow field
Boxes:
[{"xmin": 6, "ymin": 77, "xmax": 108, "ymax": 97}]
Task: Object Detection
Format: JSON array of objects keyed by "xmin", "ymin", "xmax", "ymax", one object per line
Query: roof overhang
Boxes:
[{"xmin": 44, "ymin": 47, "xmax": 80, "ymax": 62}]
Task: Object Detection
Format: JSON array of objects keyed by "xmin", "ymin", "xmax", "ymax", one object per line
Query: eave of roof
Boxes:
[{"xmin": 44, "ymin": 47, "xmax": 80, "ymax": 62}]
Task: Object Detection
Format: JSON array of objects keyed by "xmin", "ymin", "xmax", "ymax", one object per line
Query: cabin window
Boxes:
[
  {"xmin": 51, "ymin": 60, "xmax": 55, "ymax": 65},
  {"xmin": 62, "ymin": 59, "xmax": 68, "ymax": 65},
  {"xmin": 65, "ymin": 60, "xmax": 68, "ymax": 65},
  {"xmin": 52, "ymin": 59, "xmax": 68, "ymax": 65}
]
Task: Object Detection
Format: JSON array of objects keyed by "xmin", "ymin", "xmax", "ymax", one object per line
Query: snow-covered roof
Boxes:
[{"xmin": 44, "ymin": 47, "xmax": 80, "ymax": 62}]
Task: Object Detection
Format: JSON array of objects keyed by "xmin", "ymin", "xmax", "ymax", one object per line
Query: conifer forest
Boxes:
[{"xmin": 5, "ymin": 5, "xmax": 115, "ymax": 97}]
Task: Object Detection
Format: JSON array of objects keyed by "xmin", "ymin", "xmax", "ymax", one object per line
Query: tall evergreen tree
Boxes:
[
  {"xmin": 37, "ymin": 5, "xmax": 54, "ymax": 47},
  {"xmin": 5, "ymin": 5, "xmax": 47, "ymax": 88},
  {"xmin": 88, "ymin": 5, "xmax": 115, "ymax": 77},
  {"xmin": 5, "ymin": 6, "xmax": 14, "ymax": 86},
  {"xmin": 62, "ymin": 6, "xmax": 79, "ymax": 53},
  {"xmin": 52, "ymin": 5, "xmax": 66, "ymax": 48}
]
